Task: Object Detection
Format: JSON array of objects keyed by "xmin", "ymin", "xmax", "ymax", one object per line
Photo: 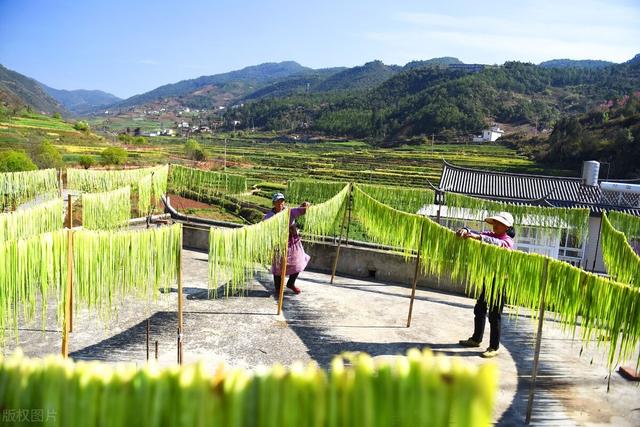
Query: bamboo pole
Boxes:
[
  {"xmin": 67, "ymin": 195, "xmax": 73, "ymax": 333},
  {"xmin": 330, "ymin": 184, "xmax": 352, "ymax": 284},
  {"xmin": 146, "ymin": 319, "xmax": 150, "ymax": 361},
  {"xmin": 406, "ymin": 220, "xmax": 426, "ymax": 327},
  {"xmin": 277, "ymin": 210, "xmax": 291, "ymax": 315},
  {"xmin": 177, "ymin": 231, "xmax": 184, "ymax": 364},
  {"xmin": 525, "ymin": 257, "xmax": 550, "ymax": 424},
  {"xmin": 61, "ymin": 228, "xmax": 73, "ymax": 357}
]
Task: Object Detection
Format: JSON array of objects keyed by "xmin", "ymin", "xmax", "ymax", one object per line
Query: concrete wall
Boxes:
[{"xmin": 181, "ymin": 222, "xmax": 468, "ymax": 295}]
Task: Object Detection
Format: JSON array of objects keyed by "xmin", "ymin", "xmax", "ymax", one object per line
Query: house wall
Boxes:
[{"xmin": 582, "ymin": 216, "xmax": 606, "ymax": 274}]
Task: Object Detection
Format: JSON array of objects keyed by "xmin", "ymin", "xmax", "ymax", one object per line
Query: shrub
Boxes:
[
  {"xmin": 73, "ymin": 120, "xmax": 90, "ymax": 132},
  {"xmin": 78, "ymin": 155, "xmax": 95, "ymax": 169},
  {"xmin": 239, "ymin": 207, "xmax": 264, "ymax": 223},
  {"xmin": 184, "ymin": 138, "xmax": 206, "ymax": 160},
  {"xmin": 0, "ymin": 150, "xmax": 37, "ymax": 172},
  {"xmin": 32, "ymin": 140, "xmax": 64, "ymax": 169},
  {"xmin": 100, "ymin": 147, "xmax": 128, "ymax": 166}
]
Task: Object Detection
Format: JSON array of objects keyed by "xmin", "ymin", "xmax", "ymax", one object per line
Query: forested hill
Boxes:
[
  {"xmin": 226, "ymin": 57, "xmax": 640, "ymax": 141},
  {"xmin": 0, "ymin": 64, "xmax": 66, "ymax": 114}
]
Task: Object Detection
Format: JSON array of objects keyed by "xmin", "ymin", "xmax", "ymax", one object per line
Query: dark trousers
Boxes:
[
  {"xmin": 273, "ymin": 273, "xmax": 299, "ymax": 290},
  {"xmin": 471, "ymin": 285, "xmax": 505, "ymax": 350}
]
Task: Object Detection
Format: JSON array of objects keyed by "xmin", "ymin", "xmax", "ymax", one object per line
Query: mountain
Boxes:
[
  {"xmin": 40, "ymin": 84, "xmax": 121, "ymax": 115},
  {"xmin": 403, "ymin": 57, "xmax": 464, "ymax": 70},
  {"xmin": 538, "ymin": 59, "xmax": 616, "ymax": 69},
  {"xmin": 110, "ymin": 61, "xmax": 312, "ymax": 110},
  {"xmin": 314, "ymin": 61, "xmax": 402, "ymax": 92},
  {"xmin": 0, "ymin": 64, "xmax": 66, "ymax": 114}
]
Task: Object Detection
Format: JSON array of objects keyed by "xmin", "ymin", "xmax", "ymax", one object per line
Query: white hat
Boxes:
[{"xmin": 485, "ymin": 212, "xmax": 514, "ymax": 227}]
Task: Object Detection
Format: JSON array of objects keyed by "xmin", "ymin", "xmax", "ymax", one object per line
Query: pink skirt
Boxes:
[{"xmin": 271, "ymin": 239, "xmax": 310, "ymax": 276}]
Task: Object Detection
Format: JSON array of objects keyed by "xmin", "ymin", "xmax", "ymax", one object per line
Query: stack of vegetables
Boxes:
[
  {"xmin": 0, "ymin": 168, "xmax": 59, "ymax": 211},
  {"xmin": 0, "ymin": 348, "xmax": 497, "ymax": 427},
  {"xmin": 170, "ymin": 164, "xmax": 247, "ymax": 198},
  {"xmin": 601, "ymin": 213, "xmax": 640, "ymax": 287},
  {"xmin": 351, "ymin": 184, "xmax": 640, "ymax": 367},
  {"xmin": 82, "ymin": 187, "xmax": 131, "ymax": 230}
]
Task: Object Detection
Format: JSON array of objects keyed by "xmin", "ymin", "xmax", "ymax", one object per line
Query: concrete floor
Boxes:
[{"xmin": 4, "ymin": 249, "xmax": 640, "ymax": 426}]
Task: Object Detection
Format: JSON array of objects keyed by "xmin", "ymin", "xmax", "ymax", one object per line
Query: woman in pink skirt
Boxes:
[{"xmin": 263, "ymin": 192, "xmax": 310, "ymax": 295}]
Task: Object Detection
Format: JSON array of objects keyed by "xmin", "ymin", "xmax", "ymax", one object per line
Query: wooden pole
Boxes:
[
  {"xmin": 406, "ymin": 220, "xmax": 426, "ymax": 327},
  {"xmin": 177, "ymin": 231, "xmax": 184, "ymax": 364},
  {"xmin": 277, "ymin": 210, "xmax": 291, "ymax": 315},
  {"xmin": 525, "ymin": 257, "xmax": 550, "ymax": 424},
  {"xmin": 67, "ymin": 195, "xmax": 73, "ymax": 333},
  {"xmin": 146, "ymin": 319, "xmax": 150, "ymax": 361},
  {"xmin": 344, "ymin": 191, "xmax": 353, "ymax": 246},
  {"xmin": 330, "ymin": 184, "xmax": 352, "ymax": 284},
  {"xmin": 155, "ymin": 341, "xmax": 159, "ymax": 361},
  {"xmin": 61, "ymin": 228, "xmax": 73, "ymax": 357}
]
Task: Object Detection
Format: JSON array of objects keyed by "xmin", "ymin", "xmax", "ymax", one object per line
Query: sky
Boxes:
[{"xmin": 1, "ymin": 0, "xmax": 639, "ymax": 99}]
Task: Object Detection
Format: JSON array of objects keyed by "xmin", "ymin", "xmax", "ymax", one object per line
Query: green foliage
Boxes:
[
  {"xmin": 287, "ymin": 179, "xmax": 348, "ymax": 204},
  {"xmin": 100, "ymin": 147, "xmax": 128, "ymax": 165},
  {"xmin": 77, "ymin": 155, "xmax": 95, "ymax": 169},
  {"xmin": 609, "ymin": 210, "xmax": 640, "ymax": 241},
  {"xmin": 0, "ymin": 198, "xmax": 63, "ymax": 241},
  {"xmin": 0, "ymin": 150, "xmax": 37, "ymax": 173},
  {"xmin": 238, "ymin": 207, "xmax": 264, "ymax": 223},
  {"xmin": 52, "ymin": 112, "xmax": 62, "ymax": 119},
  {"xmin": 0, "ymin": 168, "xmax": 58, "ymax": 210},
  {"xmin": 170, "ymin": 164, "xmax": 247, "ymax": 197},
  {"xmin": 32, "ymin": 139, "xmax": 64, "ymax": 169},
  {"xmin": 82, "ymin": 187, "xmax": 131, "ymax": 230},
  {"xmin": 132, "ymin": 136, "xmax": 147, "ymax": 145},
  {"xmin": 209, "ymin": 209, "xmax": 289, "ymax": 296},
  {"xmin": 73, "ymin": 224, "xmax": 182, "ymax": 320},
  {"xmin": 601, "ymin": 213, "xmax": 640, "ymax": 287},
  {"xmin": 73, "ymin": 120, "xmax": 90, "ymax": 132},
  {"xmin": 0, "ymin": 348, "xmax": 497, "ymax": 427},
  {"xmin": 184, "ymin": 138, "xmax": 205, "ymax": 160}
]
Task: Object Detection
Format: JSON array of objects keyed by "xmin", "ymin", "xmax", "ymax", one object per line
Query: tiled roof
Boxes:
[{"xmin": 438, "ymin": 161, "xmax": 640, "ymax": 215}]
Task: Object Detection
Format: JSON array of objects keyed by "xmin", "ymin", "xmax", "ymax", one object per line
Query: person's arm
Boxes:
[
  {"xmin": 466, "ymin": 231, "xmax": 511, "ymax": 248},
  {"xmin": 291, "ymin": 202, "xmax": 310, "ymax": 218}
]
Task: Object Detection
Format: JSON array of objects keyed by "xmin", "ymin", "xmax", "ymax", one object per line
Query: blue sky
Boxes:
[{"xmin": 1, "ymin": 0, "xmax": 638, "ymax": 98}]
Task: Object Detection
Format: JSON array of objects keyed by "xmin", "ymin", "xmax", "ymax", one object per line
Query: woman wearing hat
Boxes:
[
  {"xmin": 263, "ymin": 192, "xmax": 310, "ymax": 295},
  {"xmin": 457, "ymin": 211, "xmax": 515, "ymax": 358}
]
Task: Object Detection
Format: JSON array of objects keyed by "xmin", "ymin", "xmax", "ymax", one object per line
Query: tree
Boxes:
[
  {"xmin": 0, "ymin": 150, "xmax": 37, "ymax": 172},
  {"xmin": 53, "ymin": 112, "xmax": 62, "ymax": 119},
  {"xmin": 184, "ymin": 138, "xmax": 206, "ymax": 160},
  {"xmin": 32, "ymin": 140, "xmax": 64, "ymax": 169},
  {"xmin": 100, "ymin": 147, "xmax": 128, "ymax": 166},
  {"xmin": 78, "ymin": 155, "xmax": 95, "ymax": 169},
  {"xmin": 74, "ymin": 120, "xmax": 90, "ymax": 132}
]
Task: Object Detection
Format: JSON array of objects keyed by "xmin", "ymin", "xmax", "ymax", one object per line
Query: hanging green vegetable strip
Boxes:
[
  {"xmin": 601, "ymin": 213, "xmax": 640, "ymax": 287},
  {"xmin": 287, "ymin": 179, "xmax": 348, "ymax": 204},
  {"xmin": 82, "ymin": 187, "xmax": 131, "ymax": 230},
  {"xmin": 0, "ymin": 198, "xmax": 63, "ymax": 242},
  {"xmin": 302, "ymin": 184, "xmax": 350, "ymax": 240},
  {"xmin": 67, "ymin": 165, "xmax": 168, "ymax": 193},
  {"xmin": 209, "ymin": 209, "xmax": 289, "ymax": 296},
  {"xmin": 151, "ymin": 164, "xmax": 169, "ymax": 201},
  {"xmin": 0, "ymin": 168, "xmax": 58, "ymax": 211},
  {"xmin": 352, "ymin": 185, "xmax": 424, "ymax": 258},
  {"xmin": 137, "ymin": 174, "xmax": 153, "ymax": 216},
  {"xmin": 0, "ymin": 348, "xmax": 497, "ymax": 427},
  {"xmin": 359, "ymin": 183, "xmax": 435, "ymax": 214},
  {"xmin": 609, "ymin": 210, "xmax": 640, "ymax": 241},
  {"xmin": 170, "ymin": 164, "xmax": 247, "ymax": 197},
  {"xmin": 73, "ymin": 224, "xmax": 181, "ymax": 321},
  {"xmin": 0, "ymin": 230, "xmax": 68, "ymax": 344},
  {"xmin": 444, "ymin": 192, "xmax": 590, "ymax": 244}
]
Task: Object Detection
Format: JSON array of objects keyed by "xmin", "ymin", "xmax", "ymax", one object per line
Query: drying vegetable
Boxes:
[
  {"xmin": 170, "ymin": 164, "xmax": 247, "ymax": 197},
  {"xmin": 601, "ymin": 213, "xmax": 640, "ymax": 287},
  {"xmin": 0, "ymin": 168, "xmax": 58, "ymax": 211},
  {"xmin": 287, "ymin": 179, "xmax": 348, "ymax": 204},
  {"xmin": 82, "ymin": 187, "xmax": 131, "ymax": 230},
  {"xmin": 0, "ymin": 198, "xmax": 63, "ymax": 241}
]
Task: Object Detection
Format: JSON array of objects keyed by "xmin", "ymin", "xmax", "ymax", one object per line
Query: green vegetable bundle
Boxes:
[
  {"xmin": 608, "ymin": 210, "xmax": 640, "ymax": 241},
  {"xmin": 138, "ymin": 174, "xmax": 153, "ymax": 216},
  {"xmin": 82, "ymin": 187, "xmax": 131, "ymax": 230},
  {"xmin": 170, "ymin": 164, "xmax": 247, "ymax": 197},
  {"xmin": 73, "ymin": 224, "xmax": 181, "ymax": 320},
  {"xmin": 301, "ymin": 184, "xmax": 350, "ymax": 240},
  {"xmin": 444, "ymin": 192, "xmax": 590, "ymax": 243},
  {"xmin": 209, "ymin": 209, "xmax": 289, "ymax": 296},
  {"xmin": 353, "ymin": 185, "xmax": 640, "ymax": 367},
  {"xmin": 601, "ymin": 213, "xmax": 640, "ymax": 287},
  {"xmin": 0, "ymin": 198, "xmax": 63, "ymax": 241},
  {"xmin": 67, "ymin": 165, "xmax": 168, "ymax": 205},
  {"xmin": 358, "ymin": 183, "xmax": 435, "ymax": 214},
  {"xmin": 0, "ymin": 347, "xmax": 497, "ymax": 427},
  {"xmin": 0, "ymin": 168, "xmax": 58, "ymax": 211},
  {"xmin": 287, "ymin": 179, "xmax": 348, "ymax": 204},
  {"xmin": 0, "ymin": 231, "xmax": 68, "ymax": 343}
]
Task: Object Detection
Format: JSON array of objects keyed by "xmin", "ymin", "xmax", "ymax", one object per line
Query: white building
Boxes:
[{"xmin": 473, "ymin": 126, "xmax": 504, "ymax": 143}]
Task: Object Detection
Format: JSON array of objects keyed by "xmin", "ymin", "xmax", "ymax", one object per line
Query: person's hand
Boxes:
[
  {"xmin": 456, "ymin": 227, "xmax": 469, "ymax": 238},
  {"xmin": 301, "ymin": 201, "xmax": 310, "ymax": 208}
]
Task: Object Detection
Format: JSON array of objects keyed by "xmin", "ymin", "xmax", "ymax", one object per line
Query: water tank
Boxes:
[
  {"xmin": 582, "ymin": 161, "xmax": 600, "ymax": 186},
  {"xmin": 600, "ymin": 182, "xmax": 640, "ymax": 194}
]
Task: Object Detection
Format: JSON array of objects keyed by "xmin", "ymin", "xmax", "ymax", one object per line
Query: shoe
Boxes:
[
  {"xmin": 458, "ymin": 338, "xmax": 481, "ymax": 348},
  {"xmin": 481, "ymin": 348, "xmax": 499, "ymax": 358},
  {"xmin": 287, "ymin": 285, "xmax": 301, "ymax": 294}
]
